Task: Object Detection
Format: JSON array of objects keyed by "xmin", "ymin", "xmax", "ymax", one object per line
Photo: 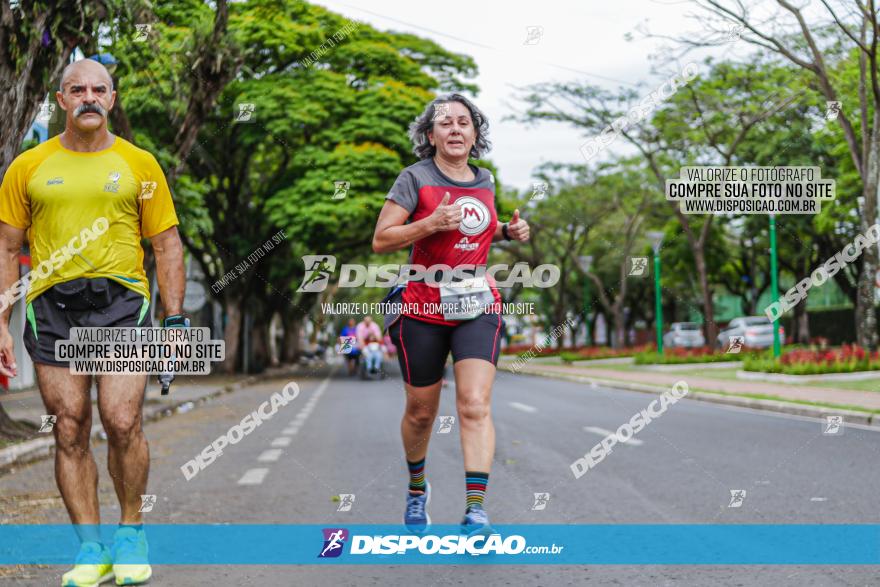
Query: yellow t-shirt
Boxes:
[{"xmin": 0, "ymin": 135, "xmax": 179, "ymax": 303}]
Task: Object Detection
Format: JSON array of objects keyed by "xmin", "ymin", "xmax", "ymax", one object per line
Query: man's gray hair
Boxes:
[{"xmin": 408, "ymin": 93, "xmax": 491, "ymax": 160}]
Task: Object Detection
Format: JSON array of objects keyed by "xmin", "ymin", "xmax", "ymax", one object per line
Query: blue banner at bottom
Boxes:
[{"xmin": 1, "ymin": 524, "xmax": 878, "ymax": 565}]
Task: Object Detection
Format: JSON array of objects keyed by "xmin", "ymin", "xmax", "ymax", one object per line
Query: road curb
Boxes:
[
  {"xmin": 500, "ymin": 363, "xmax": 877, "ymax": 426},
  {"xmin": 0, "ymin": 366, "xmax": 301, "ymax": 474}
]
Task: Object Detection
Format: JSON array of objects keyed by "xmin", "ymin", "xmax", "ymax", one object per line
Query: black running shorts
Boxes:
[
  {"xmin": 24, "ymin": 278, "xmax": 152, "ymax": 367},
  {"xmin": 388, "ymin": 312, "xmax": 504, "ymax": 387}
]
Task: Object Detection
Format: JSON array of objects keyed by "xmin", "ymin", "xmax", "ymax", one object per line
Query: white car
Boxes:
[
  {"xmin": 716, "ymin": 316, "xmax": 785, "ymax": 349},
  {"xmin": 663, "ymin": 322, "xmax": 706, "ymax": 348}
]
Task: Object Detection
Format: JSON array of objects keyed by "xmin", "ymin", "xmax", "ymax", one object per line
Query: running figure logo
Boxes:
[
  {"xmin": 338, "ymin": 336, "xmax": 356, "ymax": 354},
  {"xmin": 318, "ymin": 528, "xmax": 349, "ymax": 558},
  {"xmin": 523, "ymin": 26, "xmax": 544, "ymax": 45},
  {"xmin": 823, "ymin": 415, "xmax": 844, "ymax": 435},
  {"xmin": 235, "ymin": 103, "xmax": 256, "ymax": 123},
  {"xmin": 336, "ymin": 494, "xmax": 355, "ymax": 512},
  {"xmin": 39, "ymin": 415, "xmax": 57, "ymax": 433},
  {"xmin": 825, "ymin": 101, "xmax": 841, "ymax": 120},
  {"xmin": 133, "ymin": 24, "xmax": 151, "ymax": 42},
  {"xmin": 728, "ymin": 489, "xmax": 746, "ymax": 508},
  {"xmin": 628, "ymin": 257, "xmax": 648, "ymax": 277},
  {"xmin": 530, "ymin": 182, "xmax": 548, "ymax": 201},
  {"xmin": 297, "ymin": 255, "xmax": 337, "ymax": 292},
  {"xmin": 531, "ymin": 492, "xmax": 550, "ymax": 511},
  {"xmin": 437, "ymin": 416, "xmax": 455, "ymax": 434},
  {"xmin": 726, "ymin": 336, "xmax": 744, "ymax": 354},
  {"xmin": 139, "ymin": 494, "xmax": 157, "ymax": 513},
  {"xmin": 332, "ymin": 181, "xmax": 349, "ymax": 200}
]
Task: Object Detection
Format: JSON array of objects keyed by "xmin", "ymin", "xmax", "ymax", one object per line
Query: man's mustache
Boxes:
[{"xmin": 74, "ymin": 103, "xmax": 106, "ymax": 118}]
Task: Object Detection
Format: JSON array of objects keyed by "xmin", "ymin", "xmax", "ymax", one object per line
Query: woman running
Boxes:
[{"xmin": 372, "ymin": 93, "xmax": 529, "ymax": 536}]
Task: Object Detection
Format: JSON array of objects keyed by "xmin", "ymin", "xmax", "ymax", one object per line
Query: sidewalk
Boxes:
[
  {"xmin": 498, "ymin": 357, "xmax": 880, "ymax": 425},
  {"xmin": 0, "ymin": 366, "xmax": 300, "ymax": 470}
]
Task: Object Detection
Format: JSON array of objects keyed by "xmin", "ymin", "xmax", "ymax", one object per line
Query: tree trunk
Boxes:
[
  {"xmin": 251, "ymin": 319, "xmax": 268, "ymax": 373},
  {"xmin": 796, "ymin": 304, "xmax": 810, "ymax": 344},
  {"xmin": 612, "ymin": 306, "xmax": 626, "ymax": 350},
  {"xmin": 281, "ymin": 315, "xmax": 301, "ymax": 364},
  {"xmin": 856, "ymin": 133, "xmax": 880, "ymax": 349},
  {"xmin": 220, "ymin": 297, "xmax": 242, "ymax": 373},
  {"xmin": 694, "ymin": 249, "xmax": 717, "ymax": 344}
]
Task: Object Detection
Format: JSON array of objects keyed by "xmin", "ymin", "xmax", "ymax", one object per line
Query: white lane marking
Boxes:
[
  {"xmin": 271, "ymin": 437, "xmax": 292, "ymax": 447},
  {"xmin": 583, "ymin": 426, "xmax": 644, "ymax": 446},
  {"xmin": 509, "ymin": 402, "xmax": 537, "ymax": 413},
  {"xmin": 237, "ymin": 468, "xmax": 269, "ymax": 485},
  {"xmin": 281, "ymin": 427, "xmax": 299, "ymax": 435},
  {"xmin": 258, "ymin": 449, "xmax": 284, "ymax": 462},
  {"xmin": 810, "ymin": 497, "xmax": 827, "ymax": 502}
]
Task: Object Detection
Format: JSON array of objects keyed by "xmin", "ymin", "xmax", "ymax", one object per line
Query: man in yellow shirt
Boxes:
[{"xmin": 0, "ymin": 58, "xmax": 185, "ymax": 587}]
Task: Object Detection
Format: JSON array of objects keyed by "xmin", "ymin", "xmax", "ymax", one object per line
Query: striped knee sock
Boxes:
[
  {"xmin": 465, "ymin": 471, "xmax": 489, "ymax": 511},
  {"xmin": 407, "ymin": 457, "xmax": 426, "ymax": 492}
]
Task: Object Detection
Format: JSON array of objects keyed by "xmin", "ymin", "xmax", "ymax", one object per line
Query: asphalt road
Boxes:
[{"xmin": 1, "ymin": 357, "xmax": 879, "ymax": 586}]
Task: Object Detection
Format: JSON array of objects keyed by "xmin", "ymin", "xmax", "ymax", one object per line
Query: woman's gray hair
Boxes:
[{"xmin": 408, "ymin": 93, "xmax": 491, "ymax": 160}]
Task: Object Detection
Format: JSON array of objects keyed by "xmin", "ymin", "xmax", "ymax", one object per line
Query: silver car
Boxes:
[
  {"xmin": 716, "ymin": 316, "xmax": 785, "ymax": 349},
  {"xmin": 663, "ymin": 322, "xmax": 706, "ymax": 348}
]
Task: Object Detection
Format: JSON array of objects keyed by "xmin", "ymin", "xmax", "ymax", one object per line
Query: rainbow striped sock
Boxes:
[
  {"xmin": 407, "ymin": 458, "xmax": 426, "ymax": 492},
  {"xmin": 465, "ymin": 471, "xmax": 489, "ymax": 511}
]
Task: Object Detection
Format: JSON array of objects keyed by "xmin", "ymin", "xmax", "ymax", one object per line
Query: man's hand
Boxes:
[
  {"xmin": 0, "ymin": 328, "xmax": 17, "ymax": 378},
  {"xmin": 507, "ymin": 209, "xmax": 530, "ymax": 241},
  {"xmin": 430, "ymin": 192, "xmax": 462, "ymax": 232}
]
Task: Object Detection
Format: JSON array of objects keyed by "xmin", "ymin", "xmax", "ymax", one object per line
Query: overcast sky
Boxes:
[{"xmin": 316, "ymin": 0, "xmax": 733, "ymax": 192}]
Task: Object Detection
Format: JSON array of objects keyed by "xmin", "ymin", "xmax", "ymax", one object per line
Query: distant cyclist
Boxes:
[
  {"xmin": 372, "ymin": 94, "xmax": 529, "ymax": 536},
  {"xmin": 0, "ymin": 58, "xmax": 184, "ymax": 586}
]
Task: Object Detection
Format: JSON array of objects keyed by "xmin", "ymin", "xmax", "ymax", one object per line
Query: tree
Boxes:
[{"xmin": 672, "ymin": 0, "xmax": 880, "ymax": 346}]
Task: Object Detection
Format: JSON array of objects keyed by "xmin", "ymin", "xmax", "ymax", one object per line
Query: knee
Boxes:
[
  {"xmin": 54, "ymin": 414, "xmax": 91, "ymax": 456},
  {"xmin": 104, "ymin": 413, "xmax": 142, "ymax": 446},
  {"xmin": 457, "ymin": 391, "xmax": 491, "ymax": 423},
  {"xmin": 404, "ymin": 403, "xmax": 437, "ymax": 431}
]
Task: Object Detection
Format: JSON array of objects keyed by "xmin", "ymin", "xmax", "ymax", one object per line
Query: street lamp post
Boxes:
[
  {"xmin": 578, "ymin": 255, "xmax": 594, "ymax": 346},
  {"xmin": 769, "ymin": 215, "xmax": 781, "ymax": 358},
  {"xmin": 647, "ymin": 231, "xmax": 665, "ymax": 354}
]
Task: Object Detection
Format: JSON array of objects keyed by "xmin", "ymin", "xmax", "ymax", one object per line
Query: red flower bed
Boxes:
[{"xmin": 780, "ymin": 344, "xmax": 877, "ymax": 365}]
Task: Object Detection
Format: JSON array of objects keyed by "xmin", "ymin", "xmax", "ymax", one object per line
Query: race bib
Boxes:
[{"xmin": 438, "ymin": 277, "xmax": 494, "ymax": 321}]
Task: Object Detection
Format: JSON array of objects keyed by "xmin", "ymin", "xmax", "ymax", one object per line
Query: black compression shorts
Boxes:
[{"xmin": 387, "ymin": 312, "xmax": 504, "ymax": 387}]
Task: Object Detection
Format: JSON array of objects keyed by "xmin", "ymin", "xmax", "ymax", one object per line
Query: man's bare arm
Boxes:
[
  {"xmin": 0, "ymin": 222, "xmax": 25, "ymax": 376},
  {"xmin": 151, "ymin": 226, "xmax": 185, "ymax": 317}
]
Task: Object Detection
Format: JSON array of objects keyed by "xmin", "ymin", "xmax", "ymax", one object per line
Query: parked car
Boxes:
[
  {"xmin": 716, "ymin": 316, "xmax": 785, "ymax": 349},
  {"xmin": 663, "ymin": 322, "xmax": 706, "ymax": 348}
]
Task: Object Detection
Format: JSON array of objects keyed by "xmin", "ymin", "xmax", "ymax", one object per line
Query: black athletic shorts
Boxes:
[
  {"xmin": 387, "ymin": 312, "xmax": 504, "ymax": 387},
  {"xmin": 24, "ymin": 277, "xmax": 152, "ymax": 367}
]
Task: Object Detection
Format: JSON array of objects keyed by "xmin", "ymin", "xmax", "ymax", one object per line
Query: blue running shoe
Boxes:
[
  {"xmin": 404, "ymin": 481, "xmax": 431, "ymax": 534},
  {"xmin": 460, "ymin": 505, "xmax": 496, "ymax": 537}
]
